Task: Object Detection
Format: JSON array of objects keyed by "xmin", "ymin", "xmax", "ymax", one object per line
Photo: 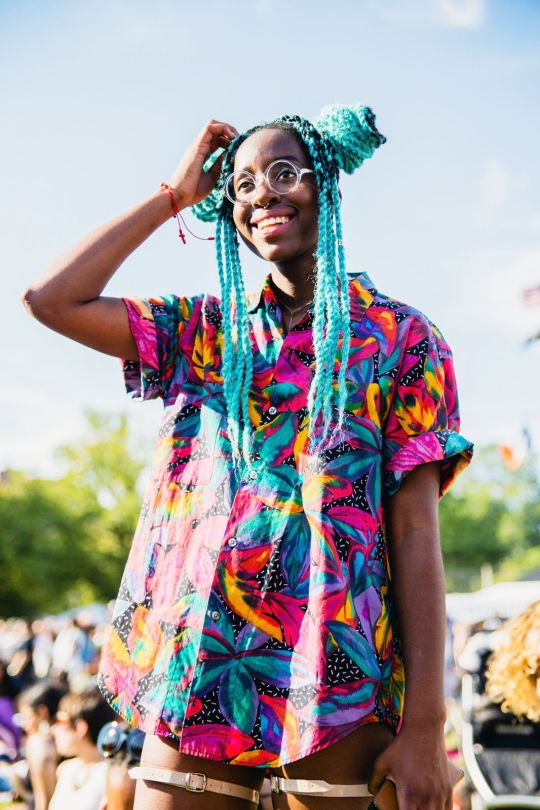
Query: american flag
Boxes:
[{"xmin": 522, "ymin": 283, "xmax": 540, "ymax": 306}]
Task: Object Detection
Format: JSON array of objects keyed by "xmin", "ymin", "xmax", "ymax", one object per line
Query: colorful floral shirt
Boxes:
[{"xmin": 97, "ymin": 271, "xmax": 473, "ymax": 767}]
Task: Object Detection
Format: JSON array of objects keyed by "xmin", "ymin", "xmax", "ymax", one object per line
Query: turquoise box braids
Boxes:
[{"xmin": 191, "ymin": 104, "xmax": 386, "ymax": 478}]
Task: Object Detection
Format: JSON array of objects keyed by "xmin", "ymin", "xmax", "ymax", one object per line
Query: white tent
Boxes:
[{"xmin": 446, "ymin": 580, "xmax": 540, "ymax": 623}]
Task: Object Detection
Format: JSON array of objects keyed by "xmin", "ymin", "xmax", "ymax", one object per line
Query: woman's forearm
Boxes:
[
  {"xmin": 386, "ymin": 462, "xmax": 447, "ymax": 730},
  {"xmin": 389, "ymin": 523, "xmax": 447, "ymax": 729},
  {"xmin": 23, "ymin": 188, "xmax": 174, "ymax": 317}
]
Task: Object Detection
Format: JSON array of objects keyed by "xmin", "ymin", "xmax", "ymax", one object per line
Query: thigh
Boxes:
[
  {"xmin": 270, "ymin": 722, "xmax": 395, "ymax": 810},
  {"xmin": 133, "ymin": 733, "xmax": 265, "ymax": 810}
]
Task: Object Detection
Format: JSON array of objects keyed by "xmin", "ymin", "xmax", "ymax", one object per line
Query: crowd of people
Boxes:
[
  {"xmin": 0, "ymin": 608, "xmax": 138, "ymax": 809},
  {"xmin": 0, "ymin": 601, "xmax": 538, "ymax": 809}
]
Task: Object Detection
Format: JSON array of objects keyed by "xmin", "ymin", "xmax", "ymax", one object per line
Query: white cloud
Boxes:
[
  {"xmin": 252, "ymin": 0, "xmax": 279, "ymax": 17},
  {"xmin": 439, "ymin": 0, "xmax": 486, "ymax": 28},
  {"xmin": 455, "ymin": 245, "xmax": 540, "ymax": 453},
  {"xmin": 462, "ymin": 244, "xmax": 540, "ymax": 336},
  {"xmin": 371, "ymin": 0, "xmax": 487, "ymax": 28}
]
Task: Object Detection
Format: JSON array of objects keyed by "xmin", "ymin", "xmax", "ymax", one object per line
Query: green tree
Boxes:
[
  {"xmin": 0, "ymin": 471, "xmax": 100, "ymax": 615},
  {"xmin": 0, "ymin": 412, "xmax": 147, "ymax": 617},
  {"xmin": 439, "ymin": 444, "xmax": 540, "ymax": 590},
  {"xmin": 55, "ymin": 411, "xmax": 147, "ymax": 595}
]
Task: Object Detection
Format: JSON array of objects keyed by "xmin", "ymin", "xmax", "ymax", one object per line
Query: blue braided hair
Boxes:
[{"xmin": 191, "ymin": 104, "xmax": 386, "ymax": 478}]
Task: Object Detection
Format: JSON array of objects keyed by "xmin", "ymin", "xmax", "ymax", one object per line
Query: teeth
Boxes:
[{"xmin": 257, "ymin": 216, "xmax": 291, "ymax": 230}]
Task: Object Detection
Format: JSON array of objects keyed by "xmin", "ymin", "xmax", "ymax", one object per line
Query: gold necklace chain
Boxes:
[
  {"xmin": 274, "ymin": 290, "xmax": 313, "ymax": 314},
  {"xmin": 279, "ymin": 299, "xmax": 312, "ymax": 315},
  {"xmin": 275, "ymin": 294, "xmax": 313, "ymax": 332}
]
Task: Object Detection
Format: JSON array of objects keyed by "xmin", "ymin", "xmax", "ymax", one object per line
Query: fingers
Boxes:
[
  {"xmin": 198, "ymin": 119, "xmax": 240, "ymax": 150},
  {"xmin": 206, "ymin": 150, "xmax": 226, "ymax": 181},
  {"xmin": 205, "ymin": 119, "xmax": 240, "ymax": 139},
  {"xmin": 194, "ymin": 120, "xmax": 241, "ymax": 176},
  {"xmin": 368, "ymin": 752, "xmax": 389, "ymax": 796},
  {"xmin": 168, "ymin": 120, "xmax": 240, "ymax": 209}
]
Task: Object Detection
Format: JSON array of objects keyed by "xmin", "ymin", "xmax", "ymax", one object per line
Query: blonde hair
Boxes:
[{"xmin": 485, "ymin": 600, "xmax": 540, "ymax": 723}]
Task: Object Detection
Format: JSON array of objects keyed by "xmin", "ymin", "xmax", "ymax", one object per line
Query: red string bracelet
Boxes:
[
  {"xmin": 160, "ymin": 183, "xmax": 215, "ymax": 244},
  {"xmin": 160, "ymin": 182, "xmax": 186, "ymax": 244}
]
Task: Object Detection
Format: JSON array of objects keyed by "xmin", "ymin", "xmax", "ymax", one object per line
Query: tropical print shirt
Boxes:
[{"xmin": 97, "ymin": 271, "xmax": 473, "ymax": 767}]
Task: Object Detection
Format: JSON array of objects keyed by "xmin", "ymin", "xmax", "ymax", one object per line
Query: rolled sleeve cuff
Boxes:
[
  {"xmin": 121, "ymin": 298, "xmax": 162, "ymax": 400},
  {"xmin": 384, "ymin": 430, "xmax": 473, "ymax": 499}
]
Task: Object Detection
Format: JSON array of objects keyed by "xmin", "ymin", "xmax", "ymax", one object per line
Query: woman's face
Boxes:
[
  {"xmin": 18, "ymin": 703, "xmax": 39, "ymax": 734},
  {"xmin": 52, "ymin": 713, "xmax": 86, "ymax": 757},
  {"xmin": 231, "ymin": 128, "xmax": 319, "ymax": 268}
]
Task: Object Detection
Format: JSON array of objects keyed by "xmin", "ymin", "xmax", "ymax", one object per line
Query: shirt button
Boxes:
[
  {"xmin": 248, "ymin": 470, "xmax": 258, "ymax": 480},
  {"xmin": 210, "ymin": 610, "xmax": 221, "ymax": 621},
  {"xmin": 268, "ymin": 406, "xmax": 277, "ymax": 416},
  {"xmin": 227, "ymin": 537, "xmax": 237, "ymax": 548}
]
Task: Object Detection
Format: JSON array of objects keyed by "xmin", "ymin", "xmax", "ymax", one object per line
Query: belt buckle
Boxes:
[
  {"xmin": 185, "ymin": 772, "xmax": 207, "ymax": 792},
  {"xmin": 270, "ymin": 775, "xmax": 281, "ymax": 794}
]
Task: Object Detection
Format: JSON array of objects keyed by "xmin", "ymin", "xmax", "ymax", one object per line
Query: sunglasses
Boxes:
[
  {"xmin": 53, "ymin": 711, "xmax": 74, "ymax": 727},
  {"xmin": 96, "ymin": 721, "xmax": 145, "ymax": 763}
]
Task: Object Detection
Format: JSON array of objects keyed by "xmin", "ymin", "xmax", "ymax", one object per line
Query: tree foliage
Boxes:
[
  {"xmin": 1, "ymin": 417, "xmax": 539, "ymax": 616},
  {"xmin": 0, "ymin": 412, "xmax": 147, "ymax": 617},
  {"xmin": 439, "ymin": 444, "xmax": 540, "ymax": 588}
]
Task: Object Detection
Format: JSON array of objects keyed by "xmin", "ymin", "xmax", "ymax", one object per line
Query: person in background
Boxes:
[
  {"xmin": 51, "ymin": 616, "xmax": 97, "ymax": 688},
  {"xmin": 102, "ymin": 761, "xmax": 137, "ymax": 810},
  {"xmin": 17, "ymin": 680, "xmax": 67, "ymax": 810},
  {"xmin": 30, "ymin": 619, "xmax": 55, "ymax": 681},
  {"xmin": 97, "ymin": 722, "xmax": 145, "ymax": 810},
  {"xmin": 6, "ymin": 620, "xmax": 35, "ymax": 695},
  {"xmin": 0, "ymin": 659, "xmax": 21, "ymax": 761},
  {"xmin": 456, "ymin": 617, "xmax": 505, "ymax": 692},
  {"xmin": 49, "ymin": 687, "xmax": 115, "ymax": 810},
  {"xmin": 485, "ymin": 600, "xmax": 540, "ymax": 723}
]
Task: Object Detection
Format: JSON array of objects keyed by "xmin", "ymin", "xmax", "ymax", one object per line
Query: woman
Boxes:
[
  {"xmin": 48, "ymin": 687, "xmax": 115, "ymax": 810},
  {"xmin": 485, "ymin": 600, "xmax": 540, "ymax": 723},
  {"xmin": 17, "ymin": 680, "xmax": 67, "ymax": 810},
  {"xmin": 23, "ymin": 104, "xmax": 473, "ymax": 809}
]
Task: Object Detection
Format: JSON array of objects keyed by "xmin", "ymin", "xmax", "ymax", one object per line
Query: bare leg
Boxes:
[
  {"xmin": 270, "ymin": 723, "xmax": 394, "ymax": 810},
  {"xmin": 133, "ymin": 734, "xmax": 265, "ymax": 810}
]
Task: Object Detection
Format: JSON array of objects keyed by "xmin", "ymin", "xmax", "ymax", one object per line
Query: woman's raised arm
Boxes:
[{"xmin": 21, "ymin": 119, "xmax": 239, "ymax": 359}]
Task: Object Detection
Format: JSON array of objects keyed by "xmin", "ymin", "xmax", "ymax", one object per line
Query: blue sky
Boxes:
[{"xmin": 1, "ymin": 0, "xmax": 539, "ymax": 475}]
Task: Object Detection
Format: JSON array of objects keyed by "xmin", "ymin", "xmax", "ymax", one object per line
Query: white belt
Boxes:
[
  {"xmin": 129, "ymin": 765, "xmax": 260, "ymax": 804},
  {"xmin": 271, "ymin": 775, "xmax": 372, "ymax": 797}
]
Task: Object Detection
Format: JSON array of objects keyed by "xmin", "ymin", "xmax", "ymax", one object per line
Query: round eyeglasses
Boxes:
[
  {"xmin": 97, "ymin": 721, "xmax": 145, "ymax": 763},
  {"xmin": 224, "ymin": 159, "xmax": 314, "ymax": 205}
]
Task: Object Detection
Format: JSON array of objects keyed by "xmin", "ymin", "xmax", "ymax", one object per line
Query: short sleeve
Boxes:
[
  {"xmin": 382, "ymin": 315, "xmax": 473, "ymax": 498},
  {"xmin": 121, "ymin": 294, "xmax": 203, "ymax": 401}
]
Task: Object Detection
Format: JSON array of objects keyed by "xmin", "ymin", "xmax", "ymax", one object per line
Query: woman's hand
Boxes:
[
  {"xmin": 168, "ymin": 119, "xmax": 240, "ymax": 209},
  {"xmin": 369, "ymin": 722, "xmax": 453, "ymax": 810}
]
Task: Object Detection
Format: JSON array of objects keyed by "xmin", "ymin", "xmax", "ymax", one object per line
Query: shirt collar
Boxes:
[
  {"xmin": 247, "ymin": 273, "xmax": 280, "ymax": 315},
  {"xmin": 246, "ymin": 271, "xmax": 377, "ymax": 316}
]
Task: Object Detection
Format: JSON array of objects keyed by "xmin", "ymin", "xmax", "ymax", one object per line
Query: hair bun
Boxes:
[{"xmin": 312, "ymin": 104, "xmax": 387, "ymax": 175}]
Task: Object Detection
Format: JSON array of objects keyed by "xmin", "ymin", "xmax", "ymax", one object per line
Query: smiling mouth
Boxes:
[{"xmin": 253, "ymin": 215, "xmax": 295, "ymax": 233}]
